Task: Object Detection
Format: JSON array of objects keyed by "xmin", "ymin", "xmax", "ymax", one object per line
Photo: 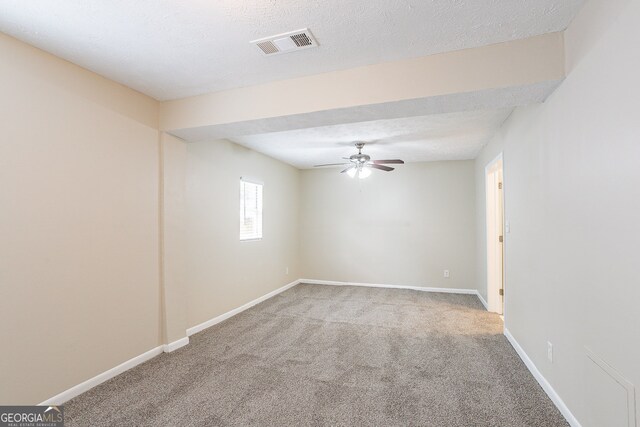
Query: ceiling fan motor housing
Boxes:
[{"xmin": 350, "ymin": 153, "xmax": 370, "ymax": 164}]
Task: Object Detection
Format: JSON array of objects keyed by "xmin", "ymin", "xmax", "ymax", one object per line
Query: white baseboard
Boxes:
[
  {"xmin": 40, "ymin": 337, "xmax": 190, "ymax": 404},
  {"xmin": 504, "ymin": 328, "xmax": 581, "ymax": 427},
  {"xmin": 186, "ymin": 279, "xmax": 301, "ymax": 336},
  {"xmin": 300, "ymin": 279, "xmax": 478, "ymax": 295},
  {"xmin": 163, "ymin": 336, "xmax": 189, "ymax": 353},
  {"xmin": 301, "ymin": 279, "xmax": 488, "ymax": 312},
  {"xmin": 35, "ymin": 279, "xmax": 490, "ymax": 406},
  {"xmin": 39, "ymin": 345, "xmax": 164, "ymax": 406},
  {"xmin": 39, "ymin": 280, "xmax": 300, "ymax": 405},
  {"xmin": 476, "ymin": 291, "xmax": 489, "ymax": 310}
]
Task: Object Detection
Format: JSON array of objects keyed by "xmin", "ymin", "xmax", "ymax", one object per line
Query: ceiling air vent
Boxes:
[
  {"xmin": 256, "ymin": 41, "xmax": 279, "ymax": 55},
  {"xmin": 250, "ymin": 28, "xmax": 318, "ymax": 56}
]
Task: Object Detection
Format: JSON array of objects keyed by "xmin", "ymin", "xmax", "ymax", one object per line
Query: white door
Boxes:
[{"xmin": 485, "ymin": 155, "xmax": 504, "ymax": 314}]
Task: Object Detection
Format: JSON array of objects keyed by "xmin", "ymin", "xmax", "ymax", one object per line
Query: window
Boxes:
[{"xmin": 239, "ymin": 179, "xmax": 263, "ymax": 240}]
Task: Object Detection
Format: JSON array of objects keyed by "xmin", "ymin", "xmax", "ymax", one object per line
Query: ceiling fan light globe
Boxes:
[
  {"xmin": 358, "ymin": 168, "xmax": 372, "ymax": 179},
  {"xmin": 346, "ymin": 168, "xmax": 357, "ymax": 178}
]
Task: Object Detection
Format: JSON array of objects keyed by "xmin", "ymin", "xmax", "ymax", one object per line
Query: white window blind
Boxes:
[{"xmin": 239, "ymin": 179, "xmax": 263, "ymax": 240}]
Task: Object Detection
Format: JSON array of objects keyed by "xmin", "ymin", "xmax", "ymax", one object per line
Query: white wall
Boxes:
[
  {"xmin": 184, "ymin": 139, "xmax": 300, "ymax": 328},
  {"xmin": 475, "ymin": 0, "xmax": 640, "ymax": 424},
  {"xmin": 0, "ymin": 33, "xmax": 161, "ymax": 404},
  {"xmin": 300, "ymin": 161, "xmax": 476, "ymax": 289}
]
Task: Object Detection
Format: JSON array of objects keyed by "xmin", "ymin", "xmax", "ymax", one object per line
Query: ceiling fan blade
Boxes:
[
  {"xmin": 372, "ymin": 159, "xmax": 404, "ymax": 164},
  {"xmin": 314, "ymin": 163, "xmax": 350, "ymax": 167},
  {"xmin": 341, "ymin": 166, "xmax": 356, "ymax": 173},
  {"xmin": 370, "ymin": 164, "xmax": 394, "ymax": 172}
]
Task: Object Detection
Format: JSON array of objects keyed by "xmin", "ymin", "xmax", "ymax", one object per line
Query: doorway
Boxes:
[{"xmin": 485, "ymin": 154, "xmax": 505, "ymax": 314}]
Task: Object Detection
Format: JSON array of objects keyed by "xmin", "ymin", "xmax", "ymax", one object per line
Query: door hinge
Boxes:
[
  {"xmin": 498, "ymin": 182, "xmax": 503, "ymax": 189},
  {"xmin": 499, "ymin": 235, "xmax": 503, "ymax": 243},
  {"xmin": 499, "ymin": 288, "xmax": 504, "ymax": 296}
]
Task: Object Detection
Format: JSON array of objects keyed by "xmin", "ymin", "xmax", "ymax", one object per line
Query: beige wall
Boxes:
[
  {"xmin": 0, "ymin": 33, "xmax": 161, "ymax": 404},
  {"xmin": 160, "ymin": 133, "xmax": 189, "ymax": 344},
  {"xmin": 0, "ymin": 32, "xmax": 302, "ymax": 404},
  {"xmin": 475, "ymin": 0, "xmax": 640, "ymax": 424},
  {"xmin": 5, "ymin": 1, "xmax": 638, "ymax": 420},
  {"xmin": 184, "ymin": 139, "xmax": 300, "ymax": 329},
  {"xmin": 300, "ymin": 161, "xmax": 476, "ymax": 289}
]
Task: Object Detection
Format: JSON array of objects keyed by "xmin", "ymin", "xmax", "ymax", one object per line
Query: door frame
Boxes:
[{"xmin": 485, "ymin": 153, "xmax": 505, "ymax": 315}]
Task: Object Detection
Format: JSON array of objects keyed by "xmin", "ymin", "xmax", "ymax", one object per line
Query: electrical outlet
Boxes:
[
  {"xmin": 285, "ymin": 267, "xmax": 289, "ymax": 275},
  {"xmin": 547, "ymin": 341, "xmax": 553, "ymax": 363},
  {"xmin": 444, "ymin": 270, "xmax": 450, "ymax": 278}
]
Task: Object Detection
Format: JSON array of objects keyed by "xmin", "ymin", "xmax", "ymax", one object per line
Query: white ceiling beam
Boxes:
[{"xmin": 160, "ymin": 32, "xmax": 564, "ymax": 141}]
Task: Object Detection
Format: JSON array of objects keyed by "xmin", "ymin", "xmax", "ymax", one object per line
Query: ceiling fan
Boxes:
[{"xmin": 314, "ymin": 142, "xmax": 404, "ymax": 179}]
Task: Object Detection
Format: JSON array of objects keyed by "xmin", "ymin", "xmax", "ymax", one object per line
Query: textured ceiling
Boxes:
[
  {"xmin": 230, "ymin": 108, "xmax": 514, "ymax": 169},
  {"xmin": 0, "ymin": 0, "xmax": 583, "ymax": 100}
]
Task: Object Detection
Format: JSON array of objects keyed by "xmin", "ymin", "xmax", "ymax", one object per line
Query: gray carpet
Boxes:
[{"xmin": 65, "ymin": 284, "xmax": 568, "ymax": 426}]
